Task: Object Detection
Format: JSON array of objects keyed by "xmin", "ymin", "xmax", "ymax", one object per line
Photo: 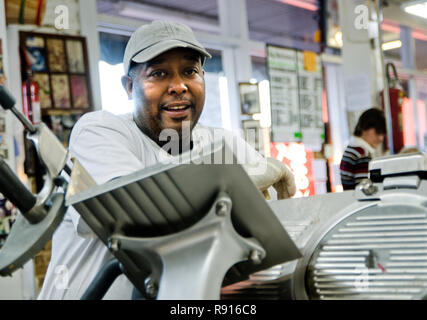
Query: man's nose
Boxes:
[{"xmin": 168, "ymin": 74, "xmax": 188, "ymax": 95}]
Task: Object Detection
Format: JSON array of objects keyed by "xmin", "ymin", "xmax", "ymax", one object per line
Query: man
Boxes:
[
  {"xmin": 38, "ymin": 20, "xmax": 295, "ymax": 299},
  {"xmin": 340, "ymin": 108, "xmax": 386, "ymax": 190}
]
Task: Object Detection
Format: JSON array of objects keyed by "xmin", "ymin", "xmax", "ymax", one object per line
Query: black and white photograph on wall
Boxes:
[
  {"xmin": 242, "ymin": 119, "xmax": 263, "ymax": 152},
  {"xmin": 239, "ymin": 82, "xmax": 260, "ymax": 115}
]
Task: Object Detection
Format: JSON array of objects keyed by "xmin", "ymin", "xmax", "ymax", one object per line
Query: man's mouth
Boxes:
[
  {"xmin": 163, "ymin": 105, "xmax": 190, "ymax": 111},
  {"xmin": 161, "ymin": 101, "xmax": 192, "ymax": 118}
]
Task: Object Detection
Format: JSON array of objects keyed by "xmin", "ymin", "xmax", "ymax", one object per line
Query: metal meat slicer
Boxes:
[
  {"xmin": 0, "ymin": 85, "xmax": 301, "ymax": 299},
  {"xmin": 221, "ymin": 152, "xmax": 427, "ymax": 300},
  {"xmin": 2, "ymin": 84, "xmax": 427, "ymax": 300}
]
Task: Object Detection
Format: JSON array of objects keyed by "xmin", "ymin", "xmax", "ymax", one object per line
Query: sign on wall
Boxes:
[
  {"xmin": 297, "ymin": 51, "xmax": 324, "ymax": 148},
  {"xmin": 267, "ymin": 45, "xmax": 300, "ymax": 143},
  {"xmin": 267, "ymin": 45, "xmax": 324, "ymax": 148}
]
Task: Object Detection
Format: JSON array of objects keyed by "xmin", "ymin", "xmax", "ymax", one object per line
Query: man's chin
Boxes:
[{"xmin": 160, "ymin": 120, "xmax": 194, "ymax": 137}]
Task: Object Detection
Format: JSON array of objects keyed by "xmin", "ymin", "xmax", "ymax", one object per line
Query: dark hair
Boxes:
[{"xmin": 353, "ymin": 108, "xmax": 386, "ymax": 137}]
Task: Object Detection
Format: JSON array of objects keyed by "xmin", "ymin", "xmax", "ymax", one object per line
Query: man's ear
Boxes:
[{"xmin": 121, "ymin": 75, "xmax": 133, "ymax": 100}]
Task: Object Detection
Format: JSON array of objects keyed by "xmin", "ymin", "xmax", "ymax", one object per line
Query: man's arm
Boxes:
[
  {"xmin": 225, "ymin": 130, "xmax": 296, "ymax": 200},
  {"xmin": 67, "ymin": 112, "xmax": 146, "ymax": 236}
]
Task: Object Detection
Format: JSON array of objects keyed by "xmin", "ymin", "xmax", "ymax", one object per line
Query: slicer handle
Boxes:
[
  {"xmin": 0, "ymin": 157, "xmax": 36, "ymax": 213},
  {"xmin": 0, "ymin": 85, "xmax": 16, "ymax": 110}
]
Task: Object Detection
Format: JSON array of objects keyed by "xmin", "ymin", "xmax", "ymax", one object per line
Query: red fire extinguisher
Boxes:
[
  {"xmin": 22, "ymin": 70, "xmax": 41, "ymax": 124},
  {"xmin": 381, "ymin": 63, "xmax": 405, "ymax": 154}
]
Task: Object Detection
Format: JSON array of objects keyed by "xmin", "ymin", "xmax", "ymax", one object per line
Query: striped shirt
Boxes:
[{"xmin": 340, "ymin": 136, "xmax": 375, "ymax": 190}]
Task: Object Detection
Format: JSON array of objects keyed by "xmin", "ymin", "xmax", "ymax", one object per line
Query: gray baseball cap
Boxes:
[{"xmin": 123, "ymin": 20, "xmax": 212, "ymax": 75}]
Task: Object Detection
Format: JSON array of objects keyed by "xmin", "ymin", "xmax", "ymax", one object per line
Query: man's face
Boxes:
[{"xmin": 123, "ymin": 48, "xmax": 205, "ymax": 144}]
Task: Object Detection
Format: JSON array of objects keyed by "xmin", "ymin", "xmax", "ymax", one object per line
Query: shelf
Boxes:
[{"xmin": 41, "ymin": 108, "xmax": 91, "ymax": 116}]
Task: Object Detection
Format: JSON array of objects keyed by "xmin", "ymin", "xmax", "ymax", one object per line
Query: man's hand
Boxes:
[{"xmin": 244, "ymin": 157, "xmax": 296, "ymax": 200}]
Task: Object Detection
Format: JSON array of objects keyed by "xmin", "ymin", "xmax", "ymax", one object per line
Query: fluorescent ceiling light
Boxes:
[
  {"xmin": 402, "ymin": 1, "xmax": 427, "ymax": 19},
  {"xmin": 382, "ymin": 40, "xmax": 402, "ymax": 51},
  {"xmin": 276, "ymin": 0, "xmax": 318, "ymax": 11}
]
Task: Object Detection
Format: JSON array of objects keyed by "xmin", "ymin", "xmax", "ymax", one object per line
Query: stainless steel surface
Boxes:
[
  {"xmin": 223, "ymin": 153, "xmax": 427, "ymax": 300},
  {"xmin": 369, "ymin": 152, "xmax": 427, "ymax": 176},
  {"xmin": 112, "ymin": 192, "xmax": 266, "ymax": 299},
  {"xmin": 383, "ymin": 175, "xmax": 420, "ymax": 189},
  {"xmin": 22, "ymin": 123, "xmax": 68, "ymax": 223},
  {"xmin": 67, "ymin": 143, "xmax": 300, "ymax": 299},
  {"xmin": 66, "ymin": 158, "xmax": 97, "ymax": 197},
  {"xmin": 307, "ymin": 202, "xmax": 427, "ymax": 300},
  {"xmin": 359, "ymin": 179, "xmax": 378, "ymax": 196},
  {"xmin": 0, "ymin": 194, "xmax": 67, "ymax": 276}
]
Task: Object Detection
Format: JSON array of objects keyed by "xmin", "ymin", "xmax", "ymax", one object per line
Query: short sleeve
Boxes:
[
  {"xmin": 69, "ymin": 112, "xmax": 145, "ymax": 184},
  {"xmin": 67, "ymin": 112, "xmax": 145, "ymax": 237}
]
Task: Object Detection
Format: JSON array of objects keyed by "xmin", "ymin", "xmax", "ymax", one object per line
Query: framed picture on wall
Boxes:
[
  {"xmin": 46, "ymin": 38, "xmax": 67, "ymax": 72},
  {"xmin": 33, "ymin": 73, "xmax": 52, "ymax": 108},
  {"xmin": 51, "ymin": 74, "xmax": 71, "ymax": 108},
  {"xmin": 66, "ymin": 40, "xmax": 85, "ymax": 73},
  {"xmin": 70, "ymin": 75, "xmax": 90, "ymax": 108},
  {"xmin": 239, "ymin": 82, "xmax": 260, "ymax": 115},
  {"xmin": 25, "ymin": 36, "xmax": 47, "ymax": 72},
  {"xmin": 19, "ymin": 31, "xmax": 93, "ymax": 113}
]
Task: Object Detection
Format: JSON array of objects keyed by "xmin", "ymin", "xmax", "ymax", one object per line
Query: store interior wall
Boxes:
[{"xmin": 1, "ymin": 0, "xmax": 427, "ymax": 299}]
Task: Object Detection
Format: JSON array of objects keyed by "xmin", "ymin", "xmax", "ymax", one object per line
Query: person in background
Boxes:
[{"xmin": 340, "ymin": 108, "xmax": 386, "ymax": 190}]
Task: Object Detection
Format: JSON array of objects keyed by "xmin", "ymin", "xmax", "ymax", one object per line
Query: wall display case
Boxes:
[{"xmin": 20, "ymin": 31, "xmax": 93, "ymax": 146}]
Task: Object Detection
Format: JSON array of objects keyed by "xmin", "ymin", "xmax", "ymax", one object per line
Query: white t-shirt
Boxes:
[{"xmin": 38, "ymin": 110, "xmax": 263, "ymax": 300}]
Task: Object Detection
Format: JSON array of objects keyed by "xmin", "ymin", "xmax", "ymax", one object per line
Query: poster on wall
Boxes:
[
  {"xmin": 33, "ymin": 73, "xmax": 52, "ymax": 108},
  {"xmin": 47, "ymin": 38, "xmax": 67, "ymax": 72},
  {"xmin": 297, "ymin": 51, "xmax": 324, "ymax": 148},
  {"xmin": 267, "ymin": 45, "xmax": 324, "ymax": 148},
  {"xmin": 66, "ymin": 40, "xmax": 85, "ymax": 73},
  {"xmin": 267, "ymin": 45, "xmax": 300, "ymax": 142}
]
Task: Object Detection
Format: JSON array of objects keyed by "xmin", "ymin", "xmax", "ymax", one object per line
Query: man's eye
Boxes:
[
  {"xmin": 185, "ymin": 68, "xmax": 198, "ymax": 75},
  {"xmin": 150, "ymin": 71, "xmax": 166, "ymax": 77}
]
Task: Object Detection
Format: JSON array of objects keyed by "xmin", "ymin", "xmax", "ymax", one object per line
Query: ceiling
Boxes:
[
  {"xmin": 97, "ymin": 0, "xmax": 427, "ymax": 69},
  {"xmin": 97, "ymin": 0, "xmax": 321, "ymax": 51}
]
